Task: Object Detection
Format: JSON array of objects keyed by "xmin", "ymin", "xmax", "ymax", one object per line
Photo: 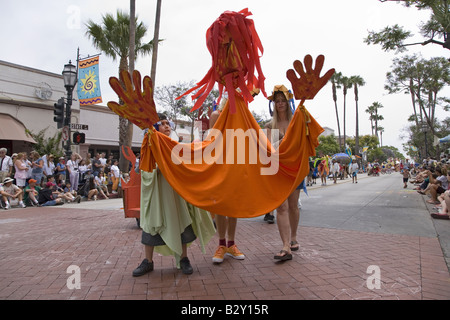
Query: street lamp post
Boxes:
[{"xmin": 62, "ymin": 61, "xmax": 77, "ymax": 161}]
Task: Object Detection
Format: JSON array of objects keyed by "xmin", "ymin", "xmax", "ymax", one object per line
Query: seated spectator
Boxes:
[
  {"xmin": 47, "ymin": 175, "xmax": 81, "ymax": 203},
  {"xmin": 63, "ymin": 182, "xmax": 77, "ymax": 197},
  {"xmin": 94, "ymin": 173, "xmax": 109, "ymax": 199},
  {"xmin": 1, "ymin": 177, "xmax": 26, "ymax": 209},
  {"xmin": 23, "ymin": 178, "xmax": 41, "ymax": 207},
  {"xmin": 431, "ymin": 190, "xmax": 450, "ymax": 220},
  {"xmin": 421, "ymin": 168, "xmax": 448, "ymax": 204},
  {"xmin": 78, "ymin": 169, "xmax": 98, "ymax": 200},
  {"xmin": 38, "ymin": 182, "xmax": 64, "ymax": 206}
]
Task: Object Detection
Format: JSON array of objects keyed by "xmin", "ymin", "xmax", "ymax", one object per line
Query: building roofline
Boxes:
[{"xmin": 0, "ymin": 60, "xmax": 63, "ymax": 79}]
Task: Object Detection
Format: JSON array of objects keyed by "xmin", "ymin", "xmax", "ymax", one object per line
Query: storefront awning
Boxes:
[{"xmin": 0, "ymin": 113, "xmax": 36, "ymax": 144}]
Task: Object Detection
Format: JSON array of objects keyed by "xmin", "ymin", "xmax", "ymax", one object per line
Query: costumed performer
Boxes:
[
  {"xmin": 132, "ymin": 114, "xmax": 216, "ymax": 276},
  {"xmin": 264, "ymin": 85, "xmax": 301, "ymax": 261},
  {"xmin": 209, "ymin": 96, "xmax": 245, "ymax": 264}
]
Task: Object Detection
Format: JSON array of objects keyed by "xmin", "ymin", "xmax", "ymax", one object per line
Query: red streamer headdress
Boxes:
[{"xmin": 177, "ymin": 8, "xmax": 267, "ymax": 113}]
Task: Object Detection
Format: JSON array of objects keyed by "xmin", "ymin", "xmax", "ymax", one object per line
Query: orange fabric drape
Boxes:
[{"xmin": 140, "ymin": 93, "xmax": 323, "ymax": 218}]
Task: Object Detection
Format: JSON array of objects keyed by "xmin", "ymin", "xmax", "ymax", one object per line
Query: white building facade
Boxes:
[{"xmin": 0, "ymin": 60, "xmax": 144, "ymax": 159}]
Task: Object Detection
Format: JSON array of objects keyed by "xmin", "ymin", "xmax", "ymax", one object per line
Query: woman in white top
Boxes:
[
  {"xmin": 14, "ymin": 153, "xmax": 29, "ymax": 188},
  {"xmin": 67, "ymin": 153, "xmax": 82, "ymax": 192},
  {"xmin": 43, "ymin": 154, "xmax": 56, "ymax": 177}
]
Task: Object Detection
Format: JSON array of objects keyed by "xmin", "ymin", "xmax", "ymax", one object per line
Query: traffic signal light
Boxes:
[
  {"xmin": 73, "ymin": 132, "xmax": 85, "ymax": 144},
  {"xmin": 53, "ymin": 98, "xmax": 65, "ymax": 129}
]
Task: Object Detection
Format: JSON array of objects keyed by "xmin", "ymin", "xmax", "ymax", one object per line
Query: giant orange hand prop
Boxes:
[
  {"xmin": 287, "ymin": 54, "xmax": 335, "ymax": 104},
  {"xmin": 107, "ymin": 70, "xmax": 159, "ymax": 129}
]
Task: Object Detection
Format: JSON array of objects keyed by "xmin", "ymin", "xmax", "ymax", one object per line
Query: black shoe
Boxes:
[
  {"xmin": 266, "ymin": 214, "xmax": 274, "ymax": 224},
  {"xmin": 132, "ymin": 258, "xmax": 154, "ymax": 277},
  {"xmin": 180, "ymin": 257, "xmax": 193, "ymax": 275}
]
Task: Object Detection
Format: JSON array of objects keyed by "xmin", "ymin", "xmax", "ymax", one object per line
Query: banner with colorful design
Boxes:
[{"xmin": 77, "ymin": 56, "xmax": 102, "ymax": 106}]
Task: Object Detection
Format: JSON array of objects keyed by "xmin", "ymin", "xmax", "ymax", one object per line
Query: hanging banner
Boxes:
[{"xmin": 77, "ymin": 56, "xmax": 102, "ymax": 106}]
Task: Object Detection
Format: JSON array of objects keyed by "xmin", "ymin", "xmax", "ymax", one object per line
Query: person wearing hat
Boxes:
[
  {"xmin": 1, "ymin": 177, "xmax": 26, "ymax": 209},
  {"xmin": 264, "ymin": 85, "xmax": 299, "ymax": 261},
  {"xmin": 23, "ymin": 178, "xmax": 41, "ymax": 207},
  {"xmin": 37, "ymin": 181, "xmax": 63, "ymax": 207}
]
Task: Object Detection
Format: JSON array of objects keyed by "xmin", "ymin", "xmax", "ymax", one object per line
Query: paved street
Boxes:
[{"xmin": 0, "ymin": 172, "xmax": 449, "ymax": 303}]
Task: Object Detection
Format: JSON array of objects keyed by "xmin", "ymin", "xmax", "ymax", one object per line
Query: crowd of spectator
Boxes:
[{"xmin": 0, "ymin": 148, "xmax": 134, "ymax": 209}]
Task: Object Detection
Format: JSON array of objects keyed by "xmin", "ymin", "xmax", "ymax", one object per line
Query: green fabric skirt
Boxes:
[{"xmin": 140, "ymin": 169, "xmax": 216, "ymax": 263}]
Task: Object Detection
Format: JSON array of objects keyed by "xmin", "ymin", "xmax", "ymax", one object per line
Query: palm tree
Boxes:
[
  {"xmin": 339, "ymin": 75, "xmax": 352, "ymax": 150},
  {"xmin": 85, "ymin": 10, "xmax": 155, "ymax": 171},
  {"xmin": 349, "ymin": 75, "xmax": 365, "ymax": 155},
  {"xmin": 330, "ymin": 72, "xmax": 342, "ymax": 152},
  {"xmin": 366, "ymin": 102, "xmax": 384, "ymax": 146}
]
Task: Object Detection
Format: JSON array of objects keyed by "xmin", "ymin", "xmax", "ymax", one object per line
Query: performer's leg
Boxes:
[
  {"xmin": 274, "ymin": 200, "xmax": 292, "ymax": 260},
  {"xmin": 213, "ymin": 215, "xmax": 228, "ymax": 263},
  {"xmin": 287, "ymin": 190, "xmax": 300, "ymax": 250},
  {"xmin": 145, "ymin": 244, "xmax": 154, "ymax": 262}
]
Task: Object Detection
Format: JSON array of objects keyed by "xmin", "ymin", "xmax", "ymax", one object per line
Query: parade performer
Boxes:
[
  {"xmin": 265, "ymin": 85, "xmax": 301, "ymax": 260},
  {"xmin": 107, "ymin": 8, "xmax": 334, "ymax": 219},
  {"xmin": 316, "ymin": 157, "xmax": 330, "ymax": 186},
  {"xmin": 132, "ymin": 114, "xmax": 216, "ymax": 277}
]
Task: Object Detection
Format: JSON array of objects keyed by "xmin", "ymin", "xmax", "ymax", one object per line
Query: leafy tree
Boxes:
[
  {"xmin": 26, "ymin": 128, "xmax": 64, "ymax": 159},
  {"xmin": 155, "ymin": 81, "xmax": 196, "ymax": 129},
  {"xmin": 155, "ymin": 81, "xmax": 218, "ymax": 141},
  {"xmin": 316, "ymin": 134, "xmax": 340, "ymax": 157},
  {"xmin": 367, "ymin": 147, "xmax": 387, "ymax": 162},
  {"xmin": 385, "ymin": 54, "xmax": 450, "ymax": 138},
  {"xmin": 359, "ymin": 134, "xmax": 380, "ymax": 150},
  {"xmin": 365, "ymin": 0, "xmax": 450, "ymax": 52}
]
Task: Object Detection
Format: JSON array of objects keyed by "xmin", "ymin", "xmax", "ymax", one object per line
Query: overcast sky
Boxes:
[{"xmin": 1, "ymin": 0, "xmax": 449, "ymax": 155}]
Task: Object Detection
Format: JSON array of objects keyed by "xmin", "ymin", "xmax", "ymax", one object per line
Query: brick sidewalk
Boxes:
[{"xmin": 0, "ymin": 204, "xmax": 449, "ymax": 300}]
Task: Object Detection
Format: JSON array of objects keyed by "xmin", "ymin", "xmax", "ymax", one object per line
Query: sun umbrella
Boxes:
[
  {"xmin": 439, "ymin": 134, "xmax": 450, "ymax": 144},
  {"xmin": 332, "ymin": 153, "xmax": 351, "ymax": 164}
]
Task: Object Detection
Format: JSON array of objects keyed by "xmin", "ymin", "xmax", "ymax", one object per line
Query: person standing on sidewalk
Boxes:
[
  {"xmin": 331, "ymin": 159, "xmax": 340, "ymax": 184},
  {"xmin": 350, "ymin": 160, "xmax": 359, "ymax": 184},
  {"xmin": 133, "ymin": 114, "xmax": 216, "ymax": 276},
  {"xmin": 67, "ymin": 152, "xmax": 82, "ymax": 193},
  {"xmin": 403, "ymin": 167, "xmax": 411, "ymax": 189},
  {"xmin": 209, "ymin": 103, "xmax": 246, "ymax": 264}
]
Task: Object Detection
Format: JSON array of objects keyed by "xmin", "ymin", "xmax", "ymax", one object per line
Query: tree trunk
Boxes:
[
  {"xmin": 354, "ymin": 85, "xmax": 360, "ymax": 156},
  {"xmin": 151, "ymin": 0, "xmax": 162, "ymax": 84},
  {"xmin": 118, "ymin": 56, "xmax": 131, "ymax": 172},
  {"xmin": 332, "ymin": 81, "xmax": 342, "ymax": 152},
  {"xmin": 343, "ymin": 87, "xmax": 347, "ymax": 149}
]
